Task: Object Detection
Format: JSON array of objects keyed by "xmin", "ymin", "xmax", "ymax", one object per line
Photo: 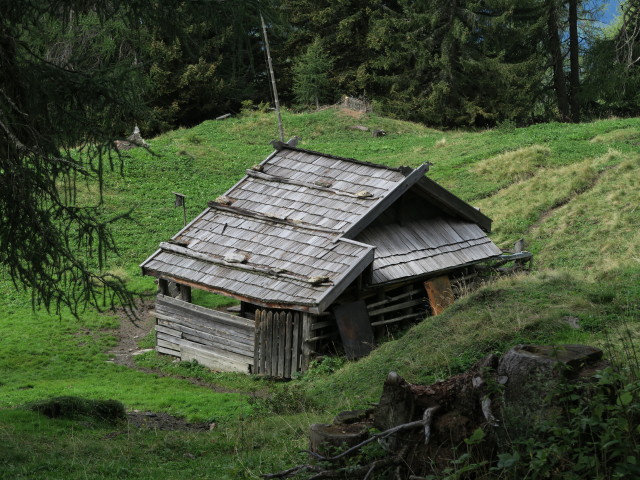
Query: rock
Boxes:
[
  {"xmin": 224, "ymin": 252, "xmax": 247, "ymax": 263},
  {"xmin": 132, "ymin": 348, "xmax": 154, "ymax": 356},
  {"xmin": 562, "ymin": 316, "xmax": 581, "ymax": 329},
  {"xmin": 355, "ymin": 190, "xmax": 373, "ymax": 198},
  {"xmin": 215, "ymin": 195, "xmax": 234, "ymax": 205},
  {"xmin": 308, "ymin": 275, "xmax": 330, "ymax": 285},
  {"xmin": 287, "ymin": 136, "xmax": 301, "ymax": 147}
]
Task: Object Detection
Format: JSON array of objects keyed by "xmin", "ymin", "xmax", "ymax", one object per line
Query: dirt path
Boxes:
[{"xmin": 107, "ymin": 299, "xmax": 157, "ymax": 369}]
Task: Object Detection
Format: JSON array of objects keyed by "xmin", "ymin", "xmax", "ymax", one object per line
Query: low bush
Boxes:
[{"xmin": 28, "ymin": 396, "xmax": 126, "ymax": 424}]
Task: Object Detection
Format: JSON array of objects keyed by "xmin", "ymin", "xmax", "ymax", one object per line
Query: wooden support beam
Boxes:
[
  {"xmin": 370, "ymin": 312, "xmax": 425, "ymax": 327},
  {"xmin": 424, "ymin": 276, "xmax": 454, "ymax": 316},
  {"xmin": 179, "ymin": 284, "xmax": 192, "ymax": 303},
  {"xmin": 366, "ymin": 288, "xmax": 422, "ymax": 309},
  {"xmin": 368, "ymin": 298, "xmax": 424, "ymax": 317}
]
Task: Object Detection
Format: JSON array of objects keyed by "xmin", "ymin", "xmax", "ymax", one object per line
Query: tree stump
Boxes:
[{"xmin": 497, "ymin": 344, "xmax": 608, "ymax": 402}]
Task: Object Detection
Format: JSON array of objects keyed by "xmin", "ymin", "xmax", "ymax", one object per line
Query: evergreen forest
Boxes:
[{"xmin": 6, "ymin": 1, "xmax": 640, "ymax": 134}]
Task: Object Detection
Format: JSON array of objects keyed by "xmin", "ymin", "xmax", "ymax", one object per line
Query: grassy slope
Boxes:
[{"xmin": 1, "ymin": 108, "xmax": 639, "ymax": 478}]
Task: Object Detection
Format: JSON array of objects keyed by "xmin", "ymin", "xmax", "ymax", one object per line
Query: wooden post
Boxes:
[
  {"xmin": 179, "ymin": 284, "xmax": 191, "ymax": 303},
  {"xmin": 260, "ymin": 14, "xmax": 285, "ymax": 142},
  {"xmin": 424, "ymin": 276, "xmax": 454, "ymax": 316},
  {"xmin": 158, "ymin": 278, "xmax": 169, "ymax": 295}
]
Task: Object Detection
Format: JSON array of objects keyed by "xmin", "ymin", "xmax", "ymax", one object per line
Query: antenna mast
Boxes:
[{"xmin": 260, "ymin": 13, "xmax": 285, "ymax": 142}]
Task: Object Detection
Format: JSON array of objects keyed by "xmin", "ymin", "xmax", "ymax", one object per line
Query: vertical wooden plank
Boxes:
[
  {"xmin": 284, "ymin": 313, "xmax": 293, "ymax": 379},
  {"xmin": 259, "ymin": 310, "xmax": 267, "ymax": 374},
  {"xmin": 272, "ymin": 312, "xmax": 280, "ymax": 377},
  {"xmin": 270, "ymin": 312, "xmax": 277, "ymax": 376},
  {"xmin": 271, "ymin": 311, "xmax": 278, "ymax": 376},
  {"xmin": 424, "ymin": 275, "xmax": 454, "ymax": 315},
  {"xmin": 277, "ymin": 313, "xmax": 286, "ymax": 378},
  {"xmin": 301, "ymin": 313, "xmax": 314, "ymax": 372},
  {"xmin": 291, "ymin": 313, "xmax": 300, "ymax": 374},
  {"xmin": 273, "ymin": 312, "xmax": 281, "ymax": 376},
  {"xmin": 265, "ymin": 311, "xmax": 273, "ymax": 376},
  {"xmin": 253, "ymin": 310, "xmax": 262, "ymax": 374}
]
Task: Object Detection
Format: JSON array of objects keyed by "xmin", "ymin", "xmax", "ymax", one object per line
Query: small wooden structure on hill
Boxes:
[{"xmin": 141, "ymin": 144, "xmax": 503, "ymax": 377}]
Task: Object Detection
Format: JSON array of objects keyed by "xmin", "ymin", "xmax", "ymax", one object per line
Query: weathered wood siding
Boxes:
[
  {"xmin": 154, "ymin": 294, "xmax": 254, "ymax": 373},
  {"xmin": 253, "ymin": 309, "xmax": 317, "ymax": 378}
]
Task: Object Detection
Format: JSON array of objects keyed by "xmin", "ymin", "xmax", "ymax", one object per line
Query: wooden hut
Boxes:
[{"xmin": 140, "ymin": 144, "xmax": 503, "ymax": 377}]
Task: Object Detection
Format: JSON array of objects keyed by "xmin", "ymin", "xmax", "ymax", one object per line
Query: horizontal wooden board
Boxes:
[
  {"xmin": 156, "ymin": 313, "xmax": 253, "ymax": 346},
  {"xmin": 157, "ymin": 337, "xmax": 181, "ymax": 350},
  {"xmin": 158, "ymin": 333, "xmax": 252, "ymax": 366},
  {"xmin": 156, "ymin": 324, "xmax": 181, "ymax": 338},
  {"xmin": 157, "ymin": 345, "xmax": 180, "ymax": 357},
  {"xmin": 155, "ymin": 311, "xmax": 253, "ymax": 342},
  {"xmin": 180, "ymin": 343, "xmax": 251, "ymax": 373},
  {"xmin": 368, "ymin": 298, "xmax": 425, "ymax": 317},
  {"xmin": 157, "ymin": 295, "xmax": 254, "ymax": 330}
]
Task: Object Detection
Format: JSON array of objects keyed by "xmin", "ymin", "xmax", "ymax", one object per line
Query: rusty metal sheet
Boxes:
[{"xmin": 332, "ymin": 300, "xmax": 374, "ymax": 360}]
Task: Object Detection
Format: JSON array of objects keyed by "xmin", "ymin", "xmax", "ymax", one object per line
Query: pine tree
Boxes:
[
  {"xmin": 292, "ymin": 39, "xmax": 334, "ymax": 108},
  {"xmin": 0, "ymin": 0, "xmax": 267, "ymax": 316}
]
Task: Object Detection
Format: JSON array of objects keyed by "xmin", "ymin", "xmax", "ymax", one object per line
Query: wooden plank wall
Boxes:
[
  {"xmin": 154, "ymin": 294, "xmax": 255, "ymax": 373},
  {"xmin": 366, "ymin": 284, "xmax": 427, "ymax": 327},
  {"xmin": 253, "ymin": 310, "xmax": 317, "ymax": 378}
]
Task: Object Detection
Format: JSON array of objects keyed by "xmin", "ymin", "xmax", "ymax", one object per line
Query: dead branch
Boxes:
[{"xmin": 263, "ymin": 411, "xmax": 437, "ymax": 479}]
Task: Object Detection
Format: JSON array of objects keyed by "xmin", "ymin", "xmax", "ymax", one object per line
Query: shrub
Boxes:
[{"xmin": 28, "ymin": 396, "xmax": 126, "ymax": 424}]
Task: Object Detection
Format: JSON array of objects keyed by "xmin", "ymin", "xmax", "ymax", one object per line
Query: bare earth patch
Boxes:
[
  {"xmin": 107, "ymin": 299, "xmax": 156, "ymax": 369},
  {"xmin": 126, "ymin": 410, "xmax": 214, "ymax": 432}
]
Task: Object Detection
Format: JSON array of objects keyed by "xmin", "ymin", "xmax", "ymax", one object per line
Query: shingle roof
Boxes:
[
  {"xmin": 141, "ymin": 145, "xmax": 501, "ymax": 310},
  {"xmin": 141, "ymin": 204, "xmax": 374, "ymax": 313},
  {"xmin": 357, "ymin": 216, "xmax": 503, "ymax": 284}
]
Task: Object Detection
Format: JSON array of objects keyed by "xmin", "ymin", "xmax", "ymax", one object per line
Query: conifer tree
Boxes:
[
  {"xmin": 0, "ymin": 0, "xmax": 268, "ymax": 316},
  {"xmin": 292, "ymin": 39, "xmax": 334, "ymax": 108}
]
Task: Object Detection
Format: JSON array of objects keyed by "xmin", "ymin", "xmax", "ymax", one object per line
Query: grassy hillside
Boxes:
[{"xmin": 1, "ymin": 108, "xmax": 639, "ymax": 478}]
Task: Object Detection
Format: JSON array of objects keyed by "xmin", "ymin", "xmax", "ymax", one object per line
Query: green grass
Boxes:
[
  {"xmin": 0, "ymin": 409, "xmax": 322, "ymax": 479},
  {"xmin": 1, "ymin": 107, "xmax": 640, "ymax": 477}
]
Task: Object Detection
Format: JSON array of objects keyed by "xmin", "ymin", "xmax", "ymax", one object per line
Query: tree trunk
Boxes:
[
  {"xmin": 568, "ymin": 0, "xmax": 581, "ymax": 122},
  {"xmin": 547, "ymin": 0, "xmax": 570, "ymax": 122}
]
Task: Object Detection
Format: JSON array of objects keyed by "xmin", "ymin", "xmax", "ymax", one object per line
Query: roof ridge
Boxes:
[
  {"xmin": 245, "ymin": 169, "xmax": 380, "ymax": 200},
  {"xmin": 274, "ymin": 145, "xmax": 414, "ymax": 175}
]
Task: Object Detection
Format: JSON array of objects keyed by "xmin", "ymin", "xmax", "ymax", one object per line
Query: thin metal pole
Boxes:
[{"xmin": 260, "ymin": 13, "xmax": 285, "ymax": 142}]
